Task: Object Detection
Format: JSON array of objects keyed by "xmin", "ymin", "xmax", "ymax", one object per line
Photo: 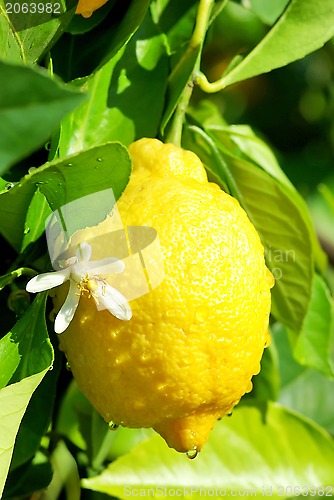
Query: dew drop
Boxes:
[
  {"xmin": 28, "ymin": 167, "xmax": 37, "ymax": 175},
  {"xmin": 5, "ymin": 182, "xmax": 15, "ymax": 190},
  {"xmin": 24, "ymin": 227, "xmax": 30, "ymax": 235},
  {"xmin": 227, "ymin": 412, "xmax": 233, "ymax": 417},
  {"xmin": 108, "ymin": 421, "xmax": 119, "ymax": 431},
  {"xmin": 96, "ymin": 158, "xmax": 103, "ymax": 162},
  {"xmin": 49, "ymin": 365, "xmax": 54, "ymax": 371},
  {"xmin": 65, "ymin": 361, "xmax": 71, "ymax": 372},
  {"xmin": 186, "ymin": 447, "xmax": 198, "ymax": 460},
  {"xmin": 45, "ymin": 142, "xmax": 51, "ymax": 151},
  {"xmin": 67, "ymin": 163, "xmax": 73, "ymax": 167}
]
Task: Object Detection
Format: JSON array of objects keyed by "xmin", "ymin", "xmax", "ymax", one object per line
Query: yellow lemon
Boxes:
[
  {"xmin": 55, "ymin": 138, "xmax": 274, "ymax": 454},
  {"xmin": 75, "ymin": 0, "xmax": 108, "ymax": 18}
]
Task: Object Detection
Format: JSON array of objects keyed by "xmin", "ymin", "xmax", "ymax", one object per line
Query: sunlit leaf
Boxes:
[
  {"xmin": 21, "ymin": 189, "xmax": 52, "ymax": 252},
  {"xmin": 0, "ymin": 370, "xmax": 51, "ymax": 498},
  {"xmin": 291, "ymin": 274, "xmax": 334, "ymax": 377},
  {"xmin": 83, "ymin": 403, "xmax": 334, "ymax": 498},
  {"xmin": 0, "ymin": 0, "xmax": 77, "ymax": 64},
  {"xmin": 184, "ymin": 126, "xmax": 313, "ymax": 331},
  {"xmin": 206, "ymin": 124, "xmax": 327, "ymax": 272},
  {"xmin": 0, "ymin": 61, "xmax": 86, "ymax": 176},
  {"xmin": 52, "ymin": 0, "xmax": 151, "ymax": 79},
  {"xmin": 58, "ymin": 11, "xmax": 168, "ymax": 154},
  {"xmin": 10, "ymin": 357, "xmax": 60, "ymax": 470},
  {"xmin": 0, "ymin": 294, "xmax": 53, "ymax": 496},
  {"xmin": 274, "ymin": 323, "xmax": 334, "ymax": 435},
  {"xmin": 248, "ymin": 0, "xmax": 289, "ymax": 25},
  {"xmin": 0, "ymin": 142, "xmax": 131, "ymax": 250},
  {"xmin": 212, "ymin": 0, "xmax": 334, "ymax": 88}
]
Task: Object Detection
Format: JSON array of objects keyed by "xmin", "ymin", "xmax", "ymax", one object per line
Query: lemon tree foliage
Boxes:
[{"xmin": 0, "ymin": 0, "xmax": 333, "ymax": 498}]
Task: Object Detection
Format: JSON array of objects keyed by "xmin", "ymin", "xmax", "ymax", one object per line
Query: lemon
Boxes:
[
  {"xmin": 55, "ymin": 138, "xmax": 274, "ymax": 453},
  {"xmin": 75, "ymin": 0, "xmax": 108, "ymax": 18}
]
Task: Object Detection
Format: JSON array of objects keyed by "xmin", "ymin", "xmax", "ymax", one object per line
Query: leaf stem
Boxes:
[
  {"xmin": 195, "ymin": 71, "xmax": 227, "ymax": 93},
  {"xmin": 165, "ymin": 83, "xmax": 194, "ymax": 146},
  {"xmin": 165, "ymin": 0, "xmax": 215, "ymax": 146}
]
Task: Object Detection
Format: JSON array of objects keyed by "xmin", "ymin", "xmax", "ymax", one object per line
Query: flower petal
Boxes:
[
  {"xmin": 54, "ymin": 280, "xmax": 80, "ymax": 334},
  {"xmin": 26, "ymin": 269, "xmax": 70, "ymax": 293},
  {"xmin": 89, "ymin": 257, "xmax": 125, "ymax": 275},
  {"xmin": 76, "ymin": 242, "xmax": 92, "ymax": 262},
  {"xmin": 96, "ymin": 282, "xmax": 132, "ymax": 321}
]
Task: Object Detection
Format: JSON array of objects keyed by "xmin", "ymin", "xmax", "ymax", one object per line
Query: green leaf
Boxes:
[
  {"xmin": 0, "ymin": 294, "xmax": 53, "ymax": 388},
  {"xmin": 52, "ymin": 0, "xmax": 151, "ymax": 79},
  {"xmin": 0, "ymin": 142, "xmax": 131, "ymax": 250},
  {"xmin": 151, "ymin": 0, "xmax": 197, "ymax": 55},
  {"xmin": 65, "ymin": 0, "xmax": 115, "ymax": 35},
  {"xmin": 56, "ymin": 379, "xmax": 89, "ymax": 451},
  {"xmin": 215, "ymin": 0, "xmax": 334, "ymax": 89},
  {"xmin": 291, "ymin": 274, "xmax": 334, "ymax": 377},
  {"xmin": 21, "ymin": 189, "xmax": 52, "ymax": 252},
  {"xmin": 58, "ymin": 12, "xmax": 168, "ymax": 154},
  {"xmin": 0, "ymin": 61, "xmax": 86, "ymax": 176},
  {"xmin": 10, "ymin": 354, "xmax": 61, "ymax": 469},
  {"xmin": 209, "ymin": 124, "xmax": 293, "ymax": 188},
  {"xmin": 274, "ymin": 323, "xmax": 334, "ymax": 435},
  {"xmin": 4, "ymin": 452, "xmax": 53, "ymax": 499},
  {"xmin": 0, "ymin": 293, "xmax": 53, "ymax": 496},
  {"xmin": 0, "ymin": 369, "xmax": 50, "ymax": 498},
  {"xmin": 83, "ymin": 403, "xmax": 334, "ymax": 498},
  {"xmin": 184, "ymin": 126, "xmax": 313, "ymax": 331},
  {"xmin": 248, "ymin": 0, "xmax": 290, "ymax": 25},
  {"xmin": 0, "ymin": 0, "xmax": 77, "ymax": 64},
  {"xmin": 251, "ymin": 342, "xmax": 280, "ymax": 402},
  {"xmin": 207, "ymin": 123, "xmax": 327, "ymax": 272},
  {"xmin": 0, "ymin": 268, "xmax": 34, "ymax": 292},
  {"xmin": 48, "ymin": 440, "xmax": 81, "ymax": 500}
]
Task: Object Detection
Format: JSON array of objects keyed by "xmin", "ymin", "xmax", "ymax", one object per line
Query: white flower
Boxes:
[{"xmin": 26, "ymin": 242, "xmax": 132, "ymax": 334}]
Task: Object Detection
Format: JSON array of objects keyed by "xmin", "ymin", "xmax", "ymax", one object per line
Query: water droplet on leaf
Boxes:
[
  {"xmin": 186, "ymin": 447, "xmax": 198, "ymax": 459},
  {"xmin": 66, "ymin": 361, "xmax": 71, "ymax": 372},
  {"xmin": 108, "ymin": 421, "xmax": 119, "ymax": 431},
  {"xmin": 28, "ymin": 167, "xmax": 37, "ymax": 175},
  {"xmin": 24, "ymin": 227, "xmax": 30, "ymax": 235},
  {"xmin": 5, "ymin": 182, "xmax": 15, "ymax": 190}
]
